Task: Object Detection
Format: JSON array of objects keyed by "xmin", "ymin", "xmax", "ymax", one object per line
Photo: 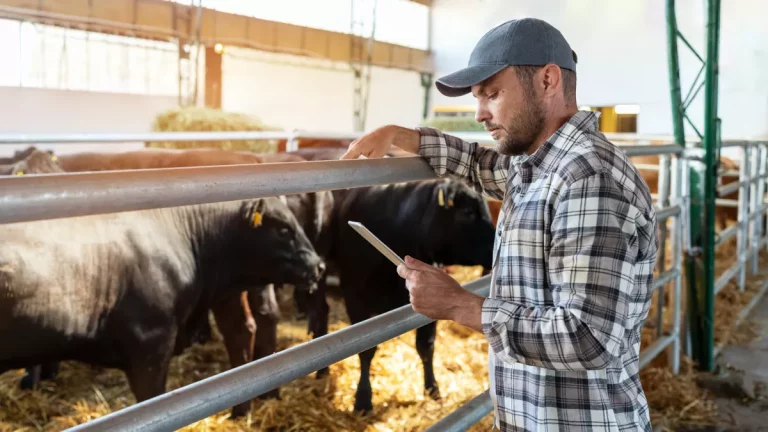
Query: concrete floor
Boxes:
[{"xmin": 696, "ymin": 290, "xmax": 768, "ymax": 431}]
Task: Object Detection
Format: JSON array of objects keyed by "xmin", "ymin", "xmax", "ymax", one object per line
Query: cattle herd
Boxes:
[
  {"xmin": 0, "ymin": 143, "xmax": 744, "ymax": 422},
  {"xmin": 0, "ymin": 145, "xmax": 496, "ymax": 418}
]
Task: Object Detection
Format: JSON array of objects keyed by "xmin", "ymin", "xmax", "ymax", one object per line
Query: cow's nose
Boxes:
[{"xmin": 316, "ymin": 261, "xmax": 327, "ymax": 277}]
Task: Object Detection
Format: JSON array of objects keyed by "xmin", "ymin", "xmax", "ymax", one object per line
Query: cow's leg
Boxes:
[
  {"xmin": 346, "ymin": 305, "xmax": 376, "ymax": 414},
  {"xmin": 293, "ymin": 286, "xmax": 310, "ymax": 320},
  {"xmin": 125, "ymin": 326, "xmax": 176, "ymax": 402},
  {"xmin": 212, "ymin": 290, "xmax": 256, "ymax": 418},
  {"xmin": 306, "ymin": 279, "xmax": 330, "ymax": 378},
  {"xmin": 20, "ymin": 362, "xmax": 60, "ymax": 390},
  {"xmin": 416, "ymin": 321, "xmax": 441, "ymax": 400},
  {"xmin": 249, "ymin": 284, "xmax": 281, "ymax": 400},
  {"xmin": 192, "ymin": 313, "xmax": 213, "ymax": 345}
]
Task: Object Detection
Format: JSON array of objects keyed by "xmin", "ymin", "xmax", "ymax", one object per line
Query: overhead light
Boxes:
[
  {"xmin": 214, "ymin": 43, "xmax": 224, "ymax": 54},
  {"xmin": 614, "ymin": 104, "xmax": 640, "ymax": 115}
]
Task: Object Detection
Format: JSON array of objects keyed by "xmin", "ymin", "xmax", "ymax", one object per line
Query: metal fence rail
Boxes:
[
  {"xmin": 424, "ymin": 390, "xmax": 493, "ymax": 432},
  {"xmin": 0, "ymin": 130, "xmax": 365, "ymax": 152},
  {"xmin": 66, "ymin": 276, "xmax": 492, "ymax": 432},
  {"xmin": 0, "ymin": 158, "xmax": 435, "ymax": 224}
]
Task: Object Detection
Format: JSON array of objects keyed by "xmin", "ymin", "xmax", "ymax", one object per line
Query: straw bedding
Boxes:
[{"xmin": 1, "ymin": 241, "xmax": 765, "ymax": 431}]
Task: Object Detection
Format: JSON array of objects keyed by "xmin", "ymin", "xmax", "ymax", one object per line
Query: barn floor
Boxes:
[
  {"xmin": 1, "ymin": 257, "xmax": 767, "ymax": 432},
  {"xmin": 694, "ymin": 288, "xmax": 768, "ymax": 432}
]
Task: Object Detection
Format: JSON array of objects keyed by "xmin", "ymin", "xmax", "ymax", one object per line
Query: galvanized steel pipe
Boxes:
[
  {"xmin": 424, "ymin": 390, "xmax": 493, "ymax": 432},
  {"xmin": 0, "ymin": 158, "xmax": 436, "ymax": 224},
  {"xmin": 0, "ymin": 130, "xmax": 363, "ymax": 144},
  {"xmin": 67, "ymin": 276, "xmax": 492, "ymax": 432}
]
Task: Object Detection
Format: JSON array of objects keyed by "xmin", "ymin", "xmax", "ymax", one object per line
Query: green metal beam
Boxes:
[{"xmin": 666, "ymin": 0, "xmax": 721, "ymax": 372}]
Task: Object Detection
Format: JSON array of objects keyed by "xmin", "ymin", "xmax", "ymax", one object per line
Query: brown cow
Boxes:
[
  {"xmin": 629, "ymin": 154, "xmax": 740, "ymax": 231},
  {"xmin": 55, "ymin": 147, "xmax": 265, "ymax": 172},
  {"xmin": 275, "ymin": 138, "xmax": 353, "ymax": 153}
]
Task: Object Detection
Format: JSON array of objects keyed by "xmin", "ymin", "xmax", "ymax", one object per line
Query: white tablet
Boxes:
[{"xmin": 347, "ymin": 221, "xmax": 406, "ymax": 267}]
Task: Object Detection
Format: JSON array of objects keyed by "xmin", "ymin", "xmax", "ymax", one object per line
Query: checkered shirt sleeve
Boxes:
[{"xmin": 416, "ymin": 126, "xmax": 511, "ymax": 201}]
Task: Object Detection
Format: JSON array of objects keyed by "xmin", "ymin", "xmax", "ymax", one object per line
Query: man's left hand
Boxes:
[{"xmin": 396, "ymin": 256, "xmax": 484, "ymax": 331}]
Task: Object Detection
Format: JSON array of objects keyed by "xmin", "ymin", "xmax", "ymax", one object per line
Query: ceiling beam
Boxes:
[{"xmin": 0, "ymin": 0, "xmax": 433, "ymax": 73}]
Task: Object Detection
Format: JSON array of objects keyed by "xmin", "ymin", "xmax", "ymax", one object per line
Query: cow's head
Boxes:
[
  {"xmin": 234, "ymin": 197, "xmax": 326, "ymax": 287},
  {"xmin": 424, "ymin": 180, "xmax": 495, "ymax": 269},
  {"xmin": 283, "ymin": 191, "xmax": 334, "ymax": 253}
]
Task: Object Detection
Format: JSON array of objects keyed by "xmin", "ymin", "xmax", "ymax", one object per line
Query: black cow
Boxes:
[
  {"xmin": 0, "ymin": 191, "xmax": 324, "ymax": 407},
  {"xmin": 8, "ymin": 149, "xmax": 335, "ymax": 417},
  {"xmin": 328, "ymin": 179, "xmax": 495, "ymax": 413}
]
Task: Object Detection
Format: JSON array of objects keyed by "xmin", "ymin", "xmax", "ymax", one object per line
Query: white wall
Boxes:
[
  {"xmin": 221, "ymin": 49, "xmax": 425, "ymax": 133},
  {"xmin": 429, "ymin": 0, "xmax": 768, "ymax": 139},
  {"xmin": 0, "ymin": 86, "xmax": 177, "ymax": 157}
]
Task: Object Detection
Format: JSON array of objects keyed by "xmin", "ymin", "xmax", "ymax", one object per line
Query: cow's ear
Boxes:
[
  {"xmin": 437, "ymin": 183, "xmax": 453, "ymax": 209},
  {"xmin": 252, "ymin": 211, "xmax": 263, "ymax": 227},
  {"xmin": 250, "ymin": 199, "xmax": 267, "ymax": 227},
  {"xmin": 447, "ymin": 184, "xmax": 456, "ymax": 208}
]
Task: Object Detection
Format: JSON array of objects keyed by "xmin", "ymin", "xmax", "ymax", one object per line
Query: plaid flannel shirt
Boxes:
[{"xmin": 417, "ymin": 111, "xmax": 658, "ymax": 431}]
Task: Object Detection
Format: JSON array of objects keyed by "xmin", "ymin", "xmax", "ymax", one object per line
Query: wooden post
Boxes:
[{"xmin": 204, "ymin": 45, "xmax": 222, "ymax": 109}]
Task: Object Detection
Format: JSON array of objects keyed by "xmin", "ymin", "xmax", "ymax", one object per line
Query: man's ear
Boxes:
[{"xmin": 541, "ymin": 64, "xmax": 562, "ymax": 97}]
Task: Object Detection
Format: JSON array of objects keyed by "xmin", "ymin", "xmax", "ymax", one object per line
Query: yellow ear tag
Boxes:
[
  {"xmin": 438, "ymin": 188, "xmax": 445, "ymax": 207},
  {"xmin": 51, "ymin": 155, "xmax": 58, "ymax": 162},
  {"xmin": 15, "ymin": 171, "xmax": 23, "ymax": 176},
  {"xmin": 448, "ymin": 199, "xmax": 454, "ymax": 207},
  {"xmin": 252, "ymin": 211, "xmax": 263, "ymax": 227}
]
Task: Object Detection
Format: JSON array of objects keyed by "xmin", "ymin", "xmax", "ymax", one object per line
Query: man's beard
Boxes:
[{"xmin": 488, "ymin": 93, "xmax": 546, "ymax": 156}]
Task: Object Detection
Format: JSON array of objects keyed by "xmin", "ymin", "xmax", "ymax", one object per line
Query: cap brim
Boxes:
[{"xmin": 435, "ymin": 64, "xmax": 508, "ymax": 97}]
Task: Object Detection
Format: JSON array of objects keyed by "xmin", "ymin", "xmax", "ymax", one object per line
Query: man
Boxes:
[{"xmin": 342, "ymin": 17, "xmax": 658, "ymax": 432}]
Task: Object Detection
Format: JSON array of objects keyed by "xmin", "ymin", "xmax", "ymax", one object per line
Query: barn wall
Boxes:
[
  {"xmin": 429, "ymin": 0, "xmax": 768, "ymax": 139},
  {"xmin": 221, "ymin": 49, "xmax": 425, "ymax": 133},
  {"xmin": 0, "ymin": 86, "xmax": 177, "ymax": 157}
]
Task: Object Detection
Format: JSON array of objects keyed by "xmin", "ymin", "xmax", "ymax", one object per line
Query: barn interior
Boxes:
[{"xmin": 1, "ymin": 1, "xmax": 768, "ymax": 431}]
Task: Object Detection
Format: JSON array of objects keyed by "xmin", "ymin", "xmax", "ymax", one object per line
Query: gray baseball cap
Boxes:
[{"xmin": 436, "ymin": 18, "xmax": 577, "ymax": 97}]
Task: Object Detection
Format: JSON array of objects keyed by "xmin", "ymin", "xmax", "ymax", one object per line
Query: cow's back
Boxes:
[
  {"xmin": 0, "ymin": 210, "xmax": 194, "ymax": 368},
  {"xmin": 57, "ymin": 148, "xmax": 264, "ymax": 172}
]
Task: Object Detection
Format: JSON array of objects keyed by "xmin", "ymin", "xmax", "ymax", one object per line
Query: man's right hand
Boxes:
[{"xmin": 340, "ymin": 125, "xmax": 421, "ymax": 160}]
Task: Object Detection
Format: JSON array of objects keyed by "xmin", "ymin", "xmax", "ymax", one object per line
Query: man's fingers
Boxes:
[
  {"xmin": 340, "ymin": 144, "xmax": 363, "ymax": 160},
  {"xmin": 397, "ymin": 264, "xmax": 414, "ymax": 279},
  {"xmin": 404, "ymin": 255, "xmax": 437, "ymax": 272}
]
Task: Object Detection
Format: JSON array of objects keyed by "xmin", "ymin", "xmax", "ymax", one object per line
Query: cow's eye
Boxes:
[{"xmin": 278, "ymin": 227, "xmax": 291, "ymax": 238}]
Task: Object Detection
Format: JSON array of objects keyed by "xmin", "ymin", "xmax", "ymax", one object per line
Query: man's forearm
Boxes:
[
  {"xmin": 393, "ymin": 127, "xmax": 421, "ymax": 154},
  {"xmin": 449, "ymin": 291, "xmax": 484, "ymax": 332}
]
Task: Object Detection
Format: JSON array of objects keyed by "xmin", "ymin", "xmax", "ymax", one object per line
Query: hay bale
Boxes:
[
  {"xmin": 419, "ymin": 117, "xmax": 485, "ymax": 132},
  {"xmin": 147, "ymin": 107, "xmax": 282, "ymax": 154}
]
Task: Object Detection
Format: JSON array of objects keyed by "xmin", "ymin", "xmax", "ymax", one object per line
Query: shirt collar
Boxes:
[{"xmin": 510, "ymin": 110, "xmax": 600, "ymax": 173}]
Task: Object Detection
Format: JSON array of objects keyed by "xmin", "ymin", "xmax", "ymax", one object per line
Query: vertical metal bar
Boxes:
[
  {"xmin": 737, "ymin": 145, "xmax": 750, "ymax": 291},
  {"xmin": 657, "ymin": 155, "xmax": 671, "ymax": 338},
  {"xmin": 670, "ymin": 155, "xmax": 683, "ymax": 374},
  {"xmin": 761, "ymin": 143, "xmax": 768, "ymax": 255},
  {"xmin": 681, "ymin": 158, "xmax": 693, "ymax": 359},
  {"xmin": 700, "ymin": 0, "xmax": 721, "ymax": 371},
  {"xmin": 751, "ymin": 144, "xmax": 762, "ymax": 274}
]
